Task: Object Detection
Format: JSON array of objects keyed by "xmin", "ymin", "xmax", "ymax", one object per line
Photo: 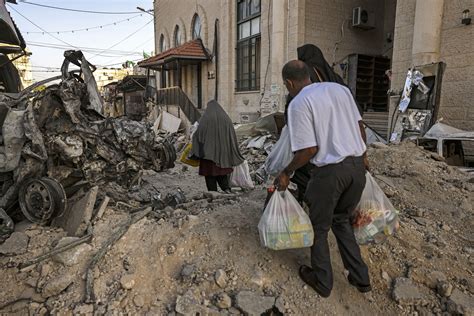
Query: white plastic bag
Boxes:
[
  {"xmin": 258, "ymin": 190, "xmax": 314, "ymax": 250},
  {"xmin": 264, "ymin": 126, "xmax": 294, "ymax": 176},
  {"xmin": 352, "ymin": 173, "xmax": 400, "ymax": 245},
  {"xmin": 230, "ymin": 160, "xmax": 254, "ymax": 189}
]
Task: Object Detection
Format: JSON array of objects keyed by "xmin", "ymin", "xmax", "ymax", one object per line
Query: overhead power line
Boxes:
[
  {"xmin": 27, "ymin": 41, "xmax": 144, "ymax": 56},
  {"xmin": 87, "ymin": 18, "xmax": 154, "ymax": 60},
  {"xmin": 18, "ymin": 0, "xmax": 141, "ymax": 15},
  {"xmin": 7, "ymin": 4, "xmax": 79, "ymax": 49},
  {"xmin": 24, "ymin": 14, "xmax": 144, "ymax": 34},
  {"xmin": 97, "ymin": 58, "xmax": 144, "ymax": 68}
]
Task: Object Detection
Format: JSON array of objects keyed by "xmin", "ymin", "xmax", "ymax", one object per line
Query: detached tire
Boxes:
[{"xmin": 18, "ymin": 177, "xmax": 67, "ymax": 225}]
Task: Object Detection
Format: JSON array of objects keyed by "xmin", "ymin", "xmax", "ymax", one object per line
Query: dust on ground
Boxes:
[{"xmin": 0, "ymin": 141, "xmax": 473, "ymax": 315}]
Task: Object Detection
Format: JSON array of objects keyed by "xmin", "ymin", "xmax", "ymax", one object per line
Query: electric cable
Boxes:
[
  {"xmin": 24, "ymin": 14, "xmax": 143, "ymax": 34},
  {"xmin": 27, "ymin": 42, "xmax": 143, "ymax": 57},
  {"xmin": 7, "ymin": 4, "xmax": 79, "ymax": 49},
  {"xmin": 18, "ymin": 0, "xmax": 141, "ymax": 15},
  {"xmin": 87, "ymin": 19, "xmax": 154, "ymax": 60}
]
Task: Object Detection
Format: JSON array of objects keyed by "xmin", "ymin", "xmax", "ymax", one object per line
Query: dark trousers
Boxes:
[
  {"xmin": 305, "ymin": 156, "xmax": 370, "ymax": 292},
  {"xmin": 205, "ymin": 175, "xmax": 230, "ymax": 192}
]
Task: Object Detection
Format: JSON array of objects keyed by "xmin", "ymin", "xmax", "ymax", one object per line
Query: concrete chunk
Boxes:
[
  {"xmin": 52, "ymin": 237, "xmax": 92, "ymax": 266},
  {"xmin": 235, "ymin": 290, "xmax": 275, "ymax": 316},
  {"xmin": 52, "ymin": 186, "xmax": 98, "ymax": 236},
  {"xmin": 392, "ymin": 277, "xmax": 424, "ymax": 306},
  {"xmin": 447, "ymin": 289, "xmax": 474, "ymax": 315},
  {"xmin": 0, "ymin": 231, "xmax": 29, "ymax": 255}
]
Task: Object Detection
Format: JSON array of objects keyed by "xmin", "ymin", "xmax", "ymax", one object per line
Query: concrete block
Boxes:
[{"xmin": 52, "ymin": 186, "xmax": 98, "ymax": 236}]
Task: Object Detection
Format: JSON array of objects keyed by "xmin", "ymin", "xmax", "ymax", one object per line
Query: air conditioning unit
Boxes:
[{"xmin": 352, "ymin": 7, "xmax": 375, "ymax": 30}]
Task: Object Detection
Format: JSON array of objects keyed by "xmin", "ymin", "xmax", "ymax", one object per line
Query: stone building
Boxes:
[{"xmin": 139, "ymin": 0, "xmax": 473, "ymax": 136}]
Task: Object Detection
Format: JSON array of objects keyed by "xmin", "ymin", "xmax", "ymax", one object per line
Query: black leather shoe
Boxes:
[
  {"xmin": 298, "ymin": 265, "xmax": 331, "ymax": 298},
  {"xmin": 347, "ymin": 274, "xmax": 372, "ymax": 293}
]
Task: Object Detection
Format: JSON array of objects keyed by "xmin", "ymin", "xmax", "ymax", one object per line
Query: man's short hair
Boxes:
[{"xmin": 282, "ymin": 60, "xmax": 311, "ymax": 82}]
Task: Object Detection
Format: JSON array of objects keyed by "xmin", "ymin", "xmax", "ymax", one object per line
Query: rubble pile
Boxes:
[
  {"xmin": 239, "ymin": 133, "xmax": 276, "ymax": 182},
  {"xmin": 0, "ymin": 51, "xmax": 177, "ymax": 233},
  {"xmin": 0, "ymin": 103, "xmax": 474, "ymax": 315},
  {"xmin": 0, "ymin": 129, "xmax": 473, "ymax": 314}
]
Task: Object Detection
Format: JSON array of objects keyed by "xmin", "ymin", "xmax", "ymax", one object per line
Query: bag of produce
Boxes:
[
  {"xmin": 258, "ymin": 190, "xmax": 314, "ymax": 250},
  {"xmin": 352, "ymin": 173, "xmax": 400, "ymax": 245}
]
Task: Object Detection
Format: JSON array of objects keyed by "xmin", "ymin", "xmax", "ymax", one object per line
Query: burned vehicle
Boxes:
[{"xmin": 1, "ymin": 51, "xmax": 176, "ymax": 238}]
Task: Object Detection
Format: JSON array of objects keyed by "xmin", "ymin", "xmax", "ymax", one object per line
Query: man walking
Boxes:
[{"xmin": 277, "ymin": 60, "xmax": 371, "ymax": 297}]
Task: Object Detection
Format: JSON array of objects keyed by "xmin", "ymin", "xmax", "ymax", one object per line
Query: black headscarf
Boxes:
[
  {"xmin": 297, "ymin": 44, "xmax": 345, "ymax": 84},
  {"xmin": 191, "ymin": 100, "xmax": 244, "ymax": 168},
  {"xmin": 284, "ymin": 44, "xmax": 363, "ymax": 119}
]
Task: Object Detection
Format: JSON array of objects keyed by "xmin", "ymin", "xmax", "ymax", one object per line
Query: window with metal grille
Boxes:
[{"xmin": 236, "ymin": 0, "xmax": 261, "ymax": 92}]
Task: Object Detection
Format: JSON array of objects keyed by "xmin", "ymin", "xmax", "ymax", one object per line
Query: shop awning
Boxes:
[{"xmin": 138, "ymin": 39, "xmax": 211, "ymax": 70}]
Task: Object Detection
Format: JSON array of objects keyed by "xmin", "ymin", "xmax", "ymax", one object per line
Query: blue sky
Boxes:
[{"xmin": 7, "ymin": 0, "xmax": 155, "ymax": 80}]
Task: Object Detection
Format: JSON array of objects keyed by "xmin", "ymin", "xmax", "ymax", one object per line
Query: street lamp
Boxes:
[{"xmin": 137, "ymin": 7, "xmax": 154, "ymax": 16}]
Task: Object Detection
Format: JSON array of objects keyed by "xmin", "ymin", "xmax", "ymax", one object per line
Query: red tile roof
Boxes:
[{"xmin": 138, "ymin": 39, "xmax": 210, "ymax": 68}]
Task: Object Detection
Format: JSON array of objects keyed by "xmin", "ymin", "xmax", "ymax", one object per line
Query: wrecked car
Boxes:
[{"xmin": 1, "ymin": 50, "xmax": 176, "ymax": 237}]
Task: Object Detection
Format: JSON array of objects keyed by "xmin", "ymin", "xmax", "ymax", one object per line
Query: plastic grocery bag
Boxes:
[
  {"xmin": 264, "ymin": 126, "xmax": 294, "ymax": 176},
  {"xmin": 352, "ymin": 173, "xmax": 400, "ymax": 245},
  {"xmin": 179, "ymin": 143, "xmax": 200, "ymax": 167},
  {"xmin": 258, "ymin": 190, "xmax": 314, "ymax": 250},
  {"xmin": 230, "ymin": 160, "xmax": 254, "ymax": 189}
]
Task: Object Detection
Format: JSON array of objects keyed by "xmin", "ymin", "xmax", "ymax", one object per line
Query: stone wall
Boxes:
[{"xmin": 391, "ymin": 0, "xmax": 474, "ymax": 131}]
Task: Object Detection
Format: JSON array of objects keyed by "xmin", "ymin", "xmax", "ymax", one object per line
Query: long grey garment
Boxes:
[{"xmin": 191, "ymin": 100, "xmax": 244, "ymax": 168}]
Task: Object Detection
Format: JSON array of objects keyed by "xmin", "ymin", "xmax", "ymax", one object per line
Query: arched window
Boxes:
[
  {"xmin": 174, "ymin": 25, "xmax": 182, "ymax": 47},
  {"xmin": 159, "ymin": 34, "xmax": 166, "ymax": 52},
  {"xmin": 192, "ymin": 14, "xmax": 202, "ymax": 39}
]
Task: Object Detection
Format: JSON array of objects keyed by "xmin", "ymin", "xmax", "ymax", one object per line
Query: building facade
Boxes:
[
  {"xmin": 144, "ymin": 0, "xmax": 473, "ymax": 134},
  {"xmin": 12, "ymin": 50, "xmax": 34, "ymax": 88},
  {"xmin": 93, "ymin": 67, "xmax": 131, "ymax": 92}
]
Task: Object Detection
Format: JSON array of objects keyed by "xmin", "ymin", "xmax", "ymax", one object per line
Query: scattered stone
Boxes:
[
  {"xmin": 52, "ymin": 237, "xmax": 92, "ymax": 266},
  {"xmin": 133, "ymin": 295, "xmax": 145, "ymax": 307},
  {"xmin": 181, "ymin": 264, "xmax": 196, "ymax": 281},
  {"xmin": 446, "ymin": 289, "xmax": 474, "ymax": 315},
  {"xmin": 413, "ymin": 217, "xmax": 427, "ymax": 226},
  {"xmin": 425, "ymin": 271, "xmax": 447, "ymax": 289},
  {"xmin": 167, "ymin": 244, "xmax": 177, "ymax": 255},
  {"xmin": 215, "ymin": 293, "xmax": 232, "ymax": 309},
  {"xmin": 73, "ymin": 304, "xmax": 94, "ymax": 315},
  {"xmin": 250, "ymin": 270, "xmax": 265, "ymax": 287},
  {"xmin": 40, "ymin": 263, "xmax": 53, "ymax": 277},
  {"xmin": 120, "ymin": 274, "xmax": 136, "ymax": 290},
  {"xmin": 382, "ymin": 271, "xmax": 391, "ymax": 283},
  {"xmin": 41, "ymin": 274, "xmax": 74, "ymax": 298},
  {"xmin": 392, "ymin": 277, "xmax": 424, "ymax": 306},
  {"xmin": 430, "ymin": 152, "xmax": 445, "ymax": 162},
  {"xmin": 0, "ymin": 231, "xmax": 29, "ymax": 255},
  {"xmin": 274, "ymin": 297, "xmax": 286, "ymax": 314},
  {"xmin": 463, "ymin": 247, "xmax": 474, "ymax": 255},
  {"xmin": 371, "ymin": 142, "xmax": 388, "ymax": 149},
  {"xmin": 215, "ymin": 269, "xmax": 228, "ymax": 288},
  {"xmin": 437, "ymin": 281, "xmax": 453, "ymax": 297},
  {"xmin": 235, "ymin": 290, "xmax": 275, "ymax": 316},
  {"xmin": 175, "ymin": 290, "xmax": 217, "ymax": 315}
]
